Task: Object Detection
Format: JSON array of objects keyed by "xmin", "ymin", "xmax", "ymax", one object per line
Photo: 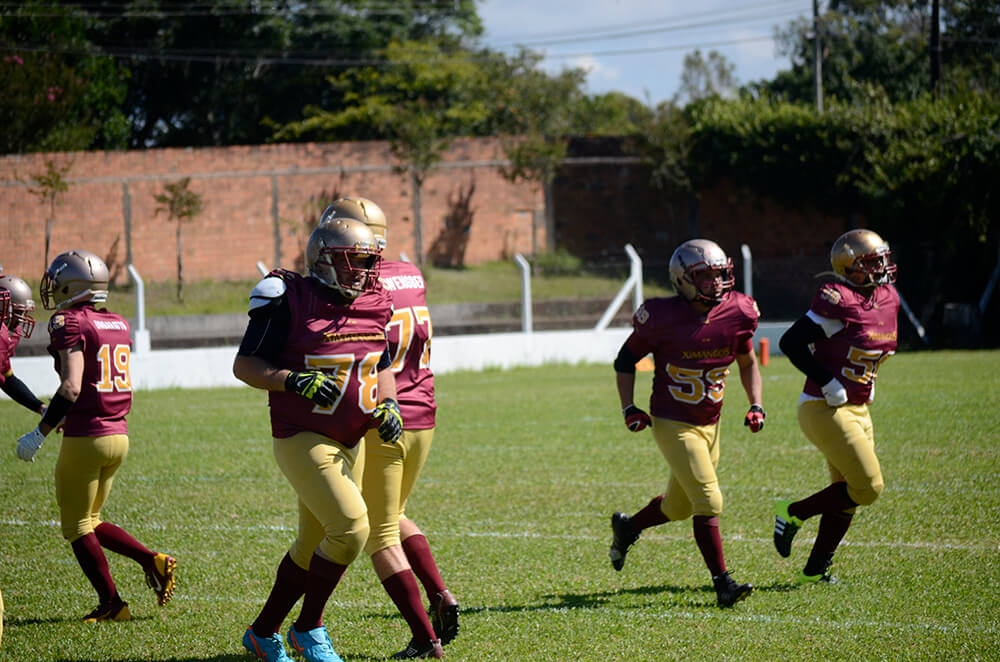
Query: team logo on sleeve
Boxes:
[
  {"xmin": 635, "ymin": 304, "xmax": 650, "ymax": 324},
  {"xmin": 49, "ymin": 314, "xmax": 66, "ymax": 331},
  {"xmin": 819, "ymin": 286, "xmax": 842, "ymax": 305}
]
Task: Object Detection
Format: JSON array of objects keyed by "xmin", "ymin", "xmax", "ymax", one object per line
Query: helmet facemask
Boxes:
[
  {"xmin": 306, "ymin": 217, "xmax": 382, "ymax": 300},
  {"xmin": 0, "ymin": 274, "xmax": 38, "ymax": 337},
  {"xmin": 670, "ymin": 239, "xmax": 735, "ymax": 307},
  {"xmin": 830, "ymin": 230, "xmax": 897, "ymax": 289},
  {"xmin": 312, "ymin": 246, "xmax": 381, "ymax": 299}
]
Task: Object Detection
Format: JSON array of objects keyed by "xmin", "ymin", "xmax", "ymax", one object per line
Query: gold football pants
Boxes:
[
  {"xmin": 54, "ymin": 435, "xmax": 128, "ymax": 542},
  {"xmin": 274, "ymin": 431, "xmax": 369, "ymax": 569},
  {"xmin": 797, "ymin": 400, "xmax": 884, "ymax": 508},
  {"xmin": 361, "ymin": 427, "xmax": 434, "ymax": 555},
  {"xmin": 652, "ymin": 417, "xmax": 723, "ymax": 520}
]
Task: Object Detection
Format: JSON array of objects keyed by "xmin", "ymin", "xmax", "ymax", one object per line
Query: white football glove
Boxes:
[
  {"xmin": 16, "ymin": 427, "xmax": 45, "ymax": 462},
  {"xmin": 821, "ymin": 378, "xmax": 848, "ymax": 407}
]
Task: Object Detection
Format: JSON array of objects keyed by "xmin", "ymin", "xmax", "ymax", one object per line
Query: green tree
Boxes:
[
  {"xmin": 751, "ymin": 0, "xmax": 931, "ymax": 104},
  {"xmin": 676, "ymin": 49, "xmax": 738, "ymax": 106},
  {"xmin": 154, "ymin": 178, "xmax": 205, "ymax": 303},
  {"xmin": 274, "ymin": 39, "xmax": 494, "ymax": 267},
  {"xmin": 70, "ymin": 0, "xmax": 481, "ymax": 148},
  {"xmin": 24, "ymin": 160, "xmax": 72, "ymax": 268},
  {"xmin": 0, "ymin": 1, "xmax": 129, "ymax": 153}
]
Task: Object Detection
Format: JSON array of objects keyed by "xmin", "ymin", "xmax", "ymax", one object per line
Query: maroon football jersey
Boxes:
[
  {"xmin": 268, "ymin": 272, "xmax": 393, "ymax": 446},
  {"xmin": 802, "ymin": 282, "xmax": 899, "ymax": 404},
  {"xmin": 0, "ymin": 323, "xmax": 19, "ymax": 383},
  {"xmin": 625, "ymin": 293, "xmax": 759, "ymax": 426},
  {"xmin": 46, "ymin": 306, "xmax": 132, "ymax": 436},
  {"xmin": 379, "ymin": 260, "xmax": 436, "ymax": 430}
]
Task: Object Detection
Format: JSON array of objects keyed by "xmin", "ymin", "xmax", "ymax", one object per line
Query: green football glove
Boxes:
[
  {"xmin": 372, "ymin": 398, "xmax": 403, "ymax": 444},
  {"xmin": 285, "ymin": 370, "xmax": 340, "ymax": 408}
]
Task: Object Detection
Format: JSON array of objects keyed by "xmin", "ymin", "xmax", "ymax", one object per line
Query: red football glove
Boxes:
[
  {"xmin": 623, "ymin": 404, "xmax": 651, "ymax": 432},
  {"xmin": 744, "ymin": 404, "xmax": 766, "ymax": 433}
]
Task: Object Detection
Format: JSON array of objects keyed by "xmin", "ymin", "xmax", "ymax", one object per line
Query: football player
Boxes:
[
  {"xmin": 609, "ymin": 239, "xmax": 764, "ymax": 608},
  {"xmin": 234, "ymin": 217, "xmax": 400, "ymax": 662},
  {"xmin": 324, "ymin": 198, "xmax": 456, "ymax": 659},
  {"xmin": 14, "ymin": 250, "xmax": 177, "ymax": 622},
  {"xmin": 0, "ymin": 274, "xmax": 47, "ymax": 415},
  {"xmin": 775, "ymin": 229, "xmax": 899, "ymax": 583}
]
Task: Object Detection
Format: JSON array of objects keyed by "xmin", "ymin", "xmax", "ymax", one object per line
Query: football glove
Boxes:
[
  {"xmin": 16, "ymin": 427, "xmax": 45, "ymax": 462},
  {"xmin": 285, "ymin": 370, "xmax": 340, "ymax": 408},
  {"xmin": 744, "ymin": 404, "xmax": 766, "ymax": 433},
  {"xmin": 623, "ymin": 404, "xmax": 651, "ymax": 432},
  {"xmin": 373, "ymin": 398, "xmax": 403, "ymax": 444},
  {"xmin": 821, "ymin": 378, "xmax": 848, "ymax": 407}
]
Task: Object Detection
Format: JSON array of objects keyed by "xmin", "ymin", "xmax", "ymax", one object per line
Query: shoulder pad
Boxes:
[{"xmin": 249, "ymin": 276, "xmax": 287, "ymax": 311}]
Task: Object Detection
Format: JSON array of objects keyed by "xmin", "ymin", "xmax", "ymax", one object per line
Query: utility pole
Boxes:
[
  {"xmin": 813, "ymin": 0, "xmax": 823, "ymax": 113},
  {"xmin": 930, "ymin": 0, "xmax": 941, "ymax": 98}
]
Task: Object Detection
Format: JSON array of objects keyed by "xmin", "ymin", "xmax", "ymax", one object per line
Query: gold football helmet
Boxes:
[
  {"xmin": 306, "ymin": 217, "xmax": 382, "ymax": 300},
  {"xmin": 669, "ymin": 239, "xmax": 735, "ymax": 306},
  {"xmin": 830, "ymin": 229, "xmax": 897, "ymax": 287},
  {"xmin": 40, "ymin": 250, "xmax": 110, "ymax": 311},
  {"xmin": 0, "ymin": 273, "xmax": 37, "ymax": 337},
  {"xmin": 321, "ymin": 197, "xmax": 388, "ymax": 249}
]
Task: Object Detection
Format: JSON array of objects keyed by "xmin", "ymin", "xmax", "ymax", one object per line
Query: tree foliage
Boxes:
[{"xmin": 0, "ymin": 1, "xmax": 129, "ymax": 153}]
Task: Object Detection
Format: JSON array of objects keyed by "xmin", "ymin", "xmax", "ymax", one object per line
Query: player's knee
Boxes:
[
  {"xmin": 849, "ymin": 477, "xmax": 884, "ymax": 506},
  {"xmin": 320, "ymin": 519, "xmax": 370, "ymax": 564}
]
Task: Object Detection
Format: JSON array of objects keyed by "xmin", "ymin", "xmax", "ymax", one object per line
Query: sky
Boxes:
[{"xmin": 476, "ymin": 0, "xmax": 813, "ymax": 105}]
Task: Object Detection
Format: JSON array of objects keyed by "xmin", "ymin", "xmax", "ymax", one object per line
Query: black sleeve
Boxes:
[
  {"xmin": 779, "ymin": 316, "xmax": 835, "ymax": 386},
  {"xmin": 236, "ymin": 296, "xmax": 291, "ymax": 361},
  {"xmin": 1, "ymin": 373, "xmax": 44, "ymax": 412},
  {"xmin": 613, "ymin": 343, "xmax": 640, "ymax": 374},
  {"xmin": 377, "ymin": 348, "xmax": 392, "ymax": 371}
]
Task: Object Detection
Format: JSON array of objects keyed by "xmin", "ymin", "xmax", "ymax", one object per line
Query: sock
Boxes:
[
  {"xmin": 71, "ymin": 533, "xmax": 118, "ymax": 605},
  {"xmin": 631, "ymin": 495, "xmax": 669, "ymax": 531},
  {"xmin": 790, "ymin": 482, "xmax": 857, "ymax": 521},
  {"xmin": 401, "ymin": 534, "xmax": 446, "ymax": 600},
  {"xmin": 252, "ymin": 553, "xmax": 311, "ymax": 636},
  {"xmin": 293, "ymin": 553, "xmax": 347, "ymax": 633},
  {"xmin": 804, "ymin": 511, "xmax": 853, "ymax": 576},
  {"xmin": 692, "ymin": 515, "xmax": 726, "ymax": 577},
  {"xmin": 95, "ymin": 522, "xmax": 154, "ymax": 565},
  {"xmin": 382, "ymin": 570, "xmax": 437, "ymax": 642}
]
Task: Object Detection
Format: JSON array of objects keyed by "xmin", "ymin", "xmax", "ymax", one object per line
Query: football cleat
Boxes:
[
  {"xmin": 773, "ymin": 500, "xmax": 803, "ymax": 558},
  {"xmin": 82, "ymin": 600, "xmax": 131, "ymax": 623},
  {"xmin": 797, "ymin": 570, "xmax": 839, "ymax": 585},
  {"xmin": 712, "ymin": 572, "xmax": 753, "ymax": 608},
  {"xmin": 427, "ymin": 589, "xmax": 459, "ymax": 646},
  {"xmin": 390, "ymin": 638, "xmax": 444, "ymax": 659},
  {"xmin": 428, "ymin": 589, "xmax": 460, "ymax": 646},
  {"xmin": 287, "ymin": 625, "xmax": 344, "ymax": 662},
  {"xmin": 145, "ymin": 552, "xmax": 177, "ymax": 606},
  {"xmin": 243, "ymin": 627, "xmax": 293, "ymax": 662},
  {"xmin": 609, "ymin": 512, "xmax": 640, "ymax": 571}
]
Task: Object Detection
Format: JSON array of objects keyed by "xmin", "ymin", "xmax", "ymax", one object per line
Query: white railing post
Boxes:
[
  {"xmin": 740, "ymin": 243, "xmax": 753, "ymax": 298},
  {"xmin": 256, "ymin": 261, "xmax": 269, "ymax": 277},
  {"xmin": 127, "ymin": 264, "xmax": 151, "ymax": 354},
  {"xmin": 596, "ymin": 244, "xmax": 643, "ymax": 331},
  {"xmin": 514, "ymin": 253, "xmax": 533, "ymax": 334}
]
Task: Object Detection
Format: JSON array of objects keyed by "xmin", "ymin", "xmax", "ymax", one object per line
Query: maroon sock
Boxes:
[
  {"xmin": 631, "ymin": 495, "xmax": 669, "ymax": 532},
  {"xmin": 95, "ymin": 522, "xmax": 154, "ymax": 565},
  {"xmin": 805, "ymin": 511, "xmax": 853, "ymax": 575},
  {"xmin": 252, "ymin": 554, "xmax": 311, "ymax": 636},
  {"xmin": 789, "ymin": 482, "xmax": 856, "ymax": 521},
  {"xmin": 692, "ymin": 515, "xmax": 726, "ymax": 577},
  {"xmin": 292, "ymin": 553, "xmax": 347, "ymax": 633},
  {"xmin": 382, "ymin": 570, "xmax": 437, "ymax": 642},
  {"xmin": 71, "ymin": 533, "xmax": 117, "ymax": 605},
  {"xmin": 401, "ymin": 534, "xmax": 446, "ymax": 600}
]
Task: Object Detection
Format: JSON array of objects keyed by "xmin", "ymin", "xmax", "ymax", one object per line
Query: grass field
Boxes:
[{"xmin": 1, "ymin": 350, "xmax": 998, "ymax": 661}]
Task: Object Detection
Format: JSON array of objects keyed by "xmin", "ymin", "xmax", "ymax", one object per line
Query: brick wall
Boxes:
[{"xmin": 1, "ymin": 136, "xmax": 848, "ymax": 317}]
